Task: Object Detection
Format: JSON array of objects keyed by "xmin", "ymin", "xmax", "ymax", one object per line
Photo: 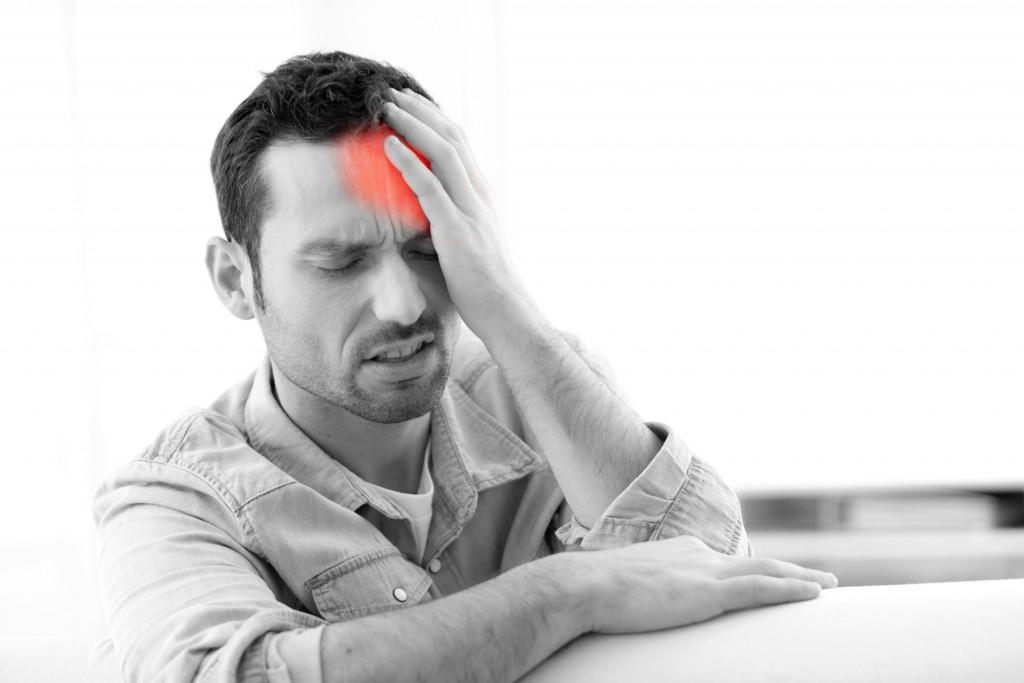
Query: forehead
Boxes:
[
  {"xmin": 336, "ymin": 126, "xmax": 429, "ymax": 229},
  {"xmin": 259, "ymin": 136, "xmax": 427, "ymax": 253}
]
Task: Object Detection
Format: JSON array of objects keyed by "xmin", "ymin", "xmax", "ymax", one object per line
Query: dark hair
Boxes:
[{"xmin": 210, "ymin": 51, "xmax": 433, "ymax": 312}]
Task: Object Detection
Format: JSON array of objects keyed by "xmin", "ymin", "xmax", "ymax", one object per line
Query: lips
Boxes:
[
  {"xmin": 373, "ymin": 339, "xmax": 426, "ymax": 362},
  {"xmin": 365, "ymin": 333, "xmax": 435, "ymax": 363},
  {"xmin": 361, "ymin": 333, "xmax": 437, "ymax": 384}
]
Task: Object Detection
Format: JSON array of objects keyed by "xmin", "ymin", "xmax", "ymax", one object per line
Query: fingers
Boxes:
[
  {"xmin": 383, "ymin": 98, "xmax": 481, "ymax": 215},
  {"xmin": 388, "ymin": 88, "xmax": 495, "ymax": 205},
  {"xmin": 396, "ymin": 87, "xmax": 441, "ymax": 113},
  {"xmin": 716, "ymin": 575, "xmax": 823, "ymax": 613},
  {"xmin": 383, "ymin": 136, "xmax": 464, "ymax": 234},
  {"xmin": 722, "ymin": 556, "xmax": 838, "ymax": 589},
  {"xmin": 391, "ymin": 88, "xmax": 461, "ymax": 142}
]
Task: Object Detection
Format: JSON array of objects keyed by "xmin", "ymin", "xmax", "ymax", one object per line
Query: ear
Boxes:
[{"xmin": 205, "ymin": 236, "xmax": 255, "ymax": 320}]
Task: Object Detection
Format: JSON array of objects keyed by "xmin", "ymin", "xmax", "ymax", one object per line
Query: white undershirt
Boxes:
[{"xmin": 364, "ymin": 440, "xmax": 434, "ymax": 563}]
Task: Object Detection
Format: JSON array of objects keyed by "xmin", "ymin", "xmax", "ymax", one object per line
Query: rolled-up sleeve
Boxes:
[
  {"xmin": 93, "ymin": 460, "xmax": 326, "ymax": 683},
  {"xmin": 554, "ymin": 422, "xmax": 753, "ymax": 556}
]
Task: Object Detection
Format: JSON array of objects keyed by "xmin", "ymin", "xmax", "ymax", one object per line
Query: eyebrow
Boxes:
[{"xmin": 295, "ymin": 235, "xmax": 386, "ymax": 258}]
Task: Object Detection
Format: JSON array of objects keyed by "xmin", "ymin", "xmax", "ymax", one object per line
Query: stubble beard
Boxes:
[{"xmin": 258, "ymin": 301, "xmax": 458, "ymax": 424}]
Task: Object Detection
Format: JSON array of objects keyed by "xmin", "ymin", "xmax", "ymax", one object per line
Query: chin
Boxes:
[
  {"xmin": 342, "ymin": 387, "xmax": 444, "ymax": 424},
  {"xmin": 337, "ymin": 364, "xmax": 452, "ymax": 424}
]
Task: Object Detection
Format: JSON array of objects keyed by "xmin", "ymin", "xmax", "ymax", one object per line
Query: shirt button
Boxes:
[
  {"xmin": 428, "ymin": 558, "xmax": 442, "ymax": 574},
  {"xmin": 392, "ymin": 587, "xmax": 408, "ymax": 603}
]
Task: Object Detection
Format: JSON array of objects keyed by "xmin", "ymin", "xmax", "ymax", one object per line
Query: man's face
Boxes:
[{"xmin": 253, "ymin": 136, "xmax": 460, "ymax": 423}]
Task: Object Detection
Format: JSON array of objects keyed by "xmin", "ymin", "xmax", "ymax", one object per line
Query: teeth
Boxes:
[{"xmin": 374, "ymin": 340, "xmax": 426, "ymax": 361}]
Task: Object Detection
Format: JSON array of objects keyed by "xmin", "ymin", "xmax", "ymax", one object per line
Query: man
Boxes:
[{"xmin": 93, "ymin": 51, "xmax": 836, "ymax": 683}]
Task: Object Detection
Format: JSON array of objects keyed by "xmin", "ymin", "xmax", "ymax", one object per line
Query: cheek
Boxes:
[{"xmin": 266, "ymin": 270, "xmax": 355, "ymax": 339}]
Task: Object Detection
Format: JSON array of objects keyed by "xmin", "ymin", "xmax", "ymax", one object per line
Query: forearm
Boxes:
[
  {"xmin": 381, "ymin": 90, "xmax": 658, "ymax": 529},
  {"xmin": 315, "ymin": 553, "xmax": 588, "ymax": 683},
  {"xmin": 481, "ymin": 299, "xmax": 662, "ymax": 528}
]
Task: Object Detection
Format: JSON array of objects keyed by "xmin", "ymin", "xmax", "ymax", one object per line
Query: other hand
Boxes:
[{"xmin": 568, "ymin": 535, "xmax": 838, "ymax": 634}]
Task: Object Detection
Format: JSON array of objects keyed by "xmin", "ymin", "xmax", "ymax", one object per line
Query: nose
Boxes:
[{"xmin": 369, "ymin": 253, "xmax": 427, "ymax": 326}]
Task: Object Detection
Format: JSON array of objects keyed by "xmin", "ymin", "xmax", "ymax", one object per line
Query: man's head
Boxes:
[
  {"xmin": 207, "ymin": 51, "xmax": 460, "ymax": 424},
  {"xmin": 211, "ymin": 51, "xmax": 432, "ymax": 310}
]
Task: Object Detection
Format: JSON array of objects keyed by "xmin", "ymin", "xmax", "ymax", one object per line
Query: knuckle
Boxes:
[
  {"xmin": 672, "ymin": 535, "xmax": 709, "ymax": 554},
  {"xmin": 445, "ymin": 123, "xmax": 465, "ymax": 143},
  {"xmin": 807, "ymin": 568, "xmax": 829, "ymax": 583},
  {"xmin": 439, "ymin": 142, "xmax": 460, "ymax": 166},
  {"xmin": 425, "ymin": 174, "xmax": 444, "ymax": 194},
  {"xmin": 406, "ymin": 97, "xmax": 428, "ymax": 116},
  {"xmin": 748, "ymin": 574, "xmax": 771, "ymax": 594}
]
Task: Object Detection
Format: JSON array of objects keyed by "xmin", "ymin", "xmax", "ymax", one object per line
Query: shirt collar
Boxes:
[{"xmin": 241, "ymin": 354, "xmax": 546, "ymax": 521}]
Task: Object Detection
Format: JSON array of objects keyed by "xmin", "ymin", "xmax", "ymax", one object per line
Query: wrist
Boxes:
[
  {"xmin": 529, "ymin": 551, "xmax": 599, "ymax": 637},
  {"xmin": 474, "ymin": 294, "xmax": 554, "ymax": 366}
]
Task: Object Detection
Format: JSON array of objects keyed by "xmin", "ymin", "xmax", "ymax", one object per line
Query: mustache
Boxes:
[{"xmin": 355, "ymin": 312, "xmax": 443, "ymax": 355}]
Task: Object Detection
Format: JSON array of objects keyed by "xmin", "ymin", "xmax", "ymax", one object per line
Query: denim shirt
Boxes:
[{"xmin": 92, "ymin": 330, "xmax": 752, "ymax": 683}]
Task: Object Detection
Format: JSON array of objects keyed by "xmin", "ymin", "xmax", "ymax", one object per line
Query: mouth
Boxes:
[{"xmin": 366, "ymin": 333, "xmax": 435, "ymax": 363}]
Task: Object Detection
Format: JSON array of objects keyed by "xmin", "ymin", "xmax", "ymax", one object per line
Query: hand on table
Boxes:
[{"xmin": 571, "ymin": 535, "xmax": 838, "ymax": 634}]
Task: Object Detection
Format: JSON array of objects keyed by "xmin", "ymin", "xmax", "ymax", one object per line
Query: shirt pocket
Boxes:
[{"xmin": 306, "ymin": 545, "xmax": 432, "ymax": 622}]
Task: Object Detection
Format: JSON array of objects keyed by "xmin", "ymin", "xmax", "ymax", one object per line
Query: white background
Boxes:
[{"xmin": 0, "ymin": 0, "xmax": 1021, "ymax": 638}]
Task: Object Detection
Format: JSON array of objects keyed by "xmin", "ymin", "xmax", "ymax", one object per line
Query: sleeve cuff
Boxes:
[
  {"xmin": 199, "ymin": 610, "xmax": 326, "ymax": 683},
  {"xmin": 265, "ymin": 627, "xmax": 325, "ymax": 683},
  {"xmin": 554, "ymin": 422, "xmax": 748, "ymax": 555}
]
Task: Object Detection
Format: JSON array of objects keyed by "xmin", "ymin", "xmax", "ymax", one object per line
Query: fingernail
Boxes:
[{"xmin": 827, "ymin": 573, "xmax": 839, "ymax": 587}]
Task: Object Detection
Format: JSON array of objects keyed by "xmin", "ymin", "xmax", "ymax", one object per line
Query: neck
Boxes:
[{"xmin": 270, "ymin": 360, "xmax": 430, "ymax": 494}]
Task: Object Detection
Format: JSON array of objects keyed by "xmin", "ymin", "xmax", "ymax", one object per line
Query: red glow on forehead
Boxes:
[{"xmin": 335, "ymin": 126, "xmax": 430, "ymax": 233}]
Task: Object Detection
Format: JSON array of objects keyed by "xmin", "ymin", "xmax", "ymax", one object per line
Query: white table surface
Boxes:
[{"xmin": 522, "ymin": 579, "xmax": 1024, "ymax": 683}]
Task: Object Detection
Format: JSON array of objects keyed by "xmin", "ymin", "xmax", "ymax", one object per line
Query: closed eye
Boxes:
[
  {"xmin": 406, "ymin": 238, "xmax": 438, "ymax": 262},
  {"xmin": 314, "ymin": 258, "xmax": 363, "ymax": 278},
  {"xmin": 408, "ymin": 251, "xmax": 439, "ymax": 262}
]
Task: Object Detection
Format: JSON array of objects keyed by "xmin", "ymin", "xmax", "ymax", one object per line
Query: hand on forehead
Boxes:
[{"xmin": 335, "ymin": 126, "xmax": 430, "ymax": 234}]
